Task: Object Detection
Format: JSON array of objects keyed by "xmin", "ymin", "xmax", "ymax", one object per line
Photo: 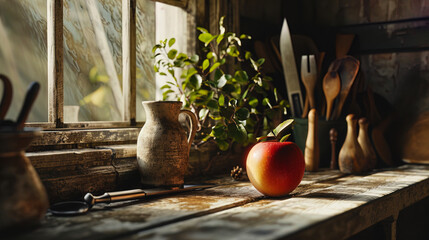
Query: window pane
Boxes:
[
  {"xmin": 155, "ymin": 2, "xmax": 190, "ymax": 101},
  {"xmin": 63, "ymin": 0, "xmax": 122, "ymax": 122},
  {"xmin": 135, "ymin": 2, "xmax": 190, "ymax": 121},
  {"xmin": 0, "ymin": 0, "xmax": 48, "ymax": 122},
  {"xmin": 136, "ymin": 0, "xmax": 156, "ymax": 122}
]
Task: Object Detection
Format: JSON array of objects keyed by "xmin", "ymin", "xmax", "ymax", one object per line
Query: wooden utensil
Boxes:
[
  {"xmin": 0, "ymin": 74, "xmax": 13, "ymax": 120},
  {"xmin": 291, "ymin": 35, "xmax": 321, "ymax": 118},
  {"xmin": 336, "ymin": 34, "xmax": 355, "ymax": 59},
  {"xmin": 16, "ymin": 82, "xmax": 40, "ymax": 130},
  {"xmin": 305, "ymin": 108, "xmax": 319, "ymax": 171},
  {"xmin": 331, "ymin": 56, "xmax": 360, "ymax": 120},
  {"xmin": 322, "ymin": 61, "xmax": 341, "ymax": 120},
  {"xmin": 358, "ymin": 118, "xmax": 377, "ymax": 170},
  {"xmin": 301, "ymin": 55, "xmax": 317, "ymax": 110},
  {"xmin": 339, "ymin": 114, "xmax": 365, "ymax": 174}
]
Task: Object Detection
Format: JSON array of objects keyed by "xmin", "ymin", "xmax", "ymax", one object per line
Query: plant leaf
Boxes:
[
  {"xmin": 168, "ymin": 38, "xmax": 176, "ymax": 47},
  {"xmin": 167, "ymin": 49, "xmax": 178, "ymax": 59},
  {"xmin": 216, "ymin": 139, "xmax": 230, "ymax": 151},
  {"xmin": 279, "ymin": 134, "xmax": 291, "ymax": 142},
  {"xmin": 199, "ymin": 33, "xmax": 216, "ymax": 46},
  {"xmin": 207, "ymin": 99, "xmax": 218, "ymax": 110},
  {"xmin": 228, "ymin": 123, "xmax": 247, "ymax": 144},
  {"xmin": 217, "ymin": 34, "xmax": 224, "ymax": 44},
  {"xmin": 235, "ymin": 70, "xmax": 248, "ymax": 83},
  {"xmin": 212, "ymin": 124, "xmax": 227, "ymax": 139},
  {"xmin": 185, "ymin": 67, "xmax": 198, "ymax": 80},
  {"xmin": 199, "ymin": 108, "xmax": 209, "ymax": 119},
  {"xmin": 190, "ymin": 54, "xmax": 199, "ymax": 63},
  {"xmin": 152, "ymin": 44, "xmax": 162, "ymax": 53},
  {"xmin": 249, "ymin": 98, "xmax": 258, "ymax": 108},
  {"xmin": 219, "ymin": 16, "xmax": 226, "ymax": 34},
  {"xmin": 245, "ymin": 51, "xmax": 252, "ymax": 60},
  {"xmin": 189, "ymin": 74, "xmax": 202, "ymax": 90},
  {"xmin": 209, "ymin": 62, "xmax": 221, "ymax": 73},
  {"xmin": 226, "ymin": 45, "xmax": 239, "ymax": 57},
  {"xmin": 236, "ymin": 107, "xmax": 250, "ymax": 120},
  {"xmin": 197, "ymin": 27, "xmax": 208, "ymax": 33},
  {"xmin": 269, "ymin": 119, "xmax": 294, "ymax": 140},
  {"xmin": 262, "ymin": 98, "xmax": 272, "ymax": 108},
  {"xmin": 219, "ymin": 94, "xmax": 225, "ymax": 106},
  {"xmin": 202, "ymin": 59, "xmax": 210, "ymax": 71}
]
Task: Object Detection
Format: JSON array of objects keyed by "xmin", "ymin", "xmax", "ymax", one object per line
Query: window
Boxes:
[
  {"xmin": 0, "ymin": 0, "xmax": 192, "ymax": 130},
  {"xmin": 0, "ymin": 0, "xmax": 48, "ymax": 122}
]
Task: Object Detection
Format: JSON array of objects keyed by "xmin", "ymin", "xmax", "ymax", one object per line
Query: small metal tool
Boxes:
[{"xmin": 49, "ymin": 184, "xmax": 214, "ymax": 216}]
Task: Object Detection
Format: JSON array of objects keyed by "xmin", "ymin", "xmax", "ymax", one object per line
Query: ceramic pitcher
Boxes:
[{"xmin": 137, "ymin": 101, "xmax": 198, "ymax": 187}]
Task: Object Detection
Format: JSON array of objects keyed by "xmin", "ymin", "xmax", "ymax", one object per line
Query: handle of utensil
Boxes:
[
  {"xmin": 84, "ymin": 185, "xmax": 214, "ymax": 207},
  {"xmin": 16, "ymin": 82, "xmax": 40, "ymax": 130},
  {"xmin": 84, "ymin": 189, "xmax": 147, "ymax": 206},
  {"xmin": 0, "ymin": 74, "xmax": 13, "ymax": 120},
  {"xmin": 291, "ymin": 93, "xmax": 303, "ymax": 117}
]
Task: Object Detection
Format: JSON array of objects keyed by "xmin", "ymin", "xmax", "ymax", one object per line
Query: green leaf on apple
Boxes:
[
  {"xmin": 279, "ymin": 134, "xmax": 291, "ymax": 142},
  {"xmin": 268, "ymin": 119, "xmax": 294, "ymax": 140}
]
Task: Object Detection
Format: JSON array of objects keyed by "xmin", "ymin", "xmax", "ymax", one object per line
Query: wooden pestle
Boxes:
[
  {"xmin": 330, "ymin": 128, "xmax": 338, "ymax": 170},
  {"xmin": 358, "ymin": 118, "xmax": 377, "ymax": 171},
  {"xmin": 305, "ymin": 109, "xmax": 319, "ymax": 171},
  {"xmin": 339, "ymin": 114, "xmax": 365, "ymax": 174}
]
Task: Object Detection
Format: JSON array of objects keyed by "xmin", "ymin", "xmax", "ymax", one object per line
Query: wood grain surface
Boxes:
[{"xmin": 13, "ymin": 165, "xmax": 429, "ymax": 240}]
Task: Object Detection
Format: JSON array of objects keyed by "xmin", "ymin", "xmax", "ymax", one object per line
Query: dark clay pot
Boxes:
[{"xmin": 0, "ymin": 129, "xmax": 48, "ymax": 231}]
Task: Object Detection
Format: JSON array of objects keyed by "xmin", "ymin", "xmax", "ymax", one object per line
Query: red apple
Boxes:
[{"xmin": 246, "ymin": 141, "xmax": 305, "ymax": 197}]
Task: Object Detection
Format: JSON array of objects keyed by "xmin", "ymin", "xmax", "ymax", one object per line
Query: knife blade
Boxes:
[{"xmin": 279, "ymin": 18, "xmax": 303, "ymax": 117}]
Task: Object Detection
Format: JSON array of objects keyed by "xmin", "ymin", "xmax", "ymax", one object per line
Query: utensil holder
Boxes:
[{"xmin": 293, "ymin": 118, "xmax": 346, "ymax": 168}]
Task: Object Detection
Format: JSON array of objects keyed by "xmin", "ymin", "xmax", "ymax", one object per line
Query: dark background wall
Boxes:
[{"xmin": 239, "ymin": 0, "xmax": 429, "ymax": 163}]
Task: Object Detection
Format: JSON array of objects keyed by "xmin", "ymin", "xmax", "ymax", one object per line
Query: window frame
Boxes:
[
  {"xmin": 23, "ymin": 0, "xmax": 237, "ymax": 136},
  {"xmin": 26, "ymin": 0, "xmax": 190, "ymax": 131}
]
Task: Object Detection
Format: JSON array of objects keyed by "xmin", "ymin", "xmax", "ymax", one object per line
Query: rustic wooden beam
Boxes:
[
  {"xmin": 29, "ymin": 128, "xmax": 140, "ymax": 149},
  {"xmin": 123, "ymin": 0, "xmax": 137, "ymax": 124},
  {"xmin": 96, "ymin": 144, "xmax": 137, "ymax": 158},
  {"xmin": 27, "ymin": 148, "xmax": 113, "ymax": 171},
  {"xmin": 47, "ymin": 0, "xmax": 63, "ymax": 127}
]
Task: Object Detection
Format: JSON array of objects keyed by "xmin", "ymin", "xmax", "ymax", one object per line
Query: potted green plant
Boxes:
[{"xmin": 152, "ymin": 17, "xmax": 290, "ymax": 170}]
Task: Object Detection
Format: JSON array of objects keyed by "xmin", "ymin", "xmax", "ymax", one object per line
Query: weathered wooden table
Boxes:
[{"xmin": 12, "ymin": 164, "xmax": 429, "ymax": 240}]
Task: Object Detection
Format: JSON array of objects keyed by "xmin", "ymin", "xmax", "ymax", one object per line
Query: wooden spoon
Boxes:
[
  {"xmin": 331, "ymin": 56, "xmax": 360, "ymax": 120},
  {"xmin": 322, "ymin": 61, "xmax": 341, "ymax": 120}
]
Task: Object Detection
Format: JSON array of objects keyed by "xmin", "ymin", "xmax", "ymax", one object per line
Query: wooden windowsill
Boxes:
[
  {"xmin": 27, "ymin": 144, "xmax": 140, "ymax": 202},
  {"xmin": 27, "ymin": 142, "xmax": 239, "ymax": 203},
  {"xmin": 13, "ymin": 164, "xmax": 429, "ymax": 239}
]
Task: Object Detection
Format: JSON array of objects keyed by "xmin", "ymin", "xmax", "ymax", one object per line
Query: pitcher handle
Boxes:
[{"xmin": 179, "ymin": 109, "xmax": 199, "ymax": 152}]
